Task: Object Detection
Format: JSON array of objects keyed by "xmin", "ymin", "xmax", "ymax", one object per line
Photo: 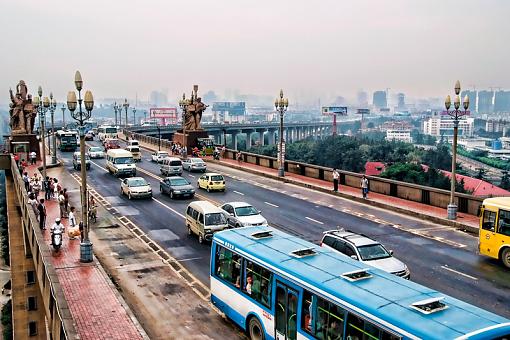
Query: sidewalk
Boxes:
[{"xmin": 24, "ymin": 161, "xmax": 147, "ymax": 340}]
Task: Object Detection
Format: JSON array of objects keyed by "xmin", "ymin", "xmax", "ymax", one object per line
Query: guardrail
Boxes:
[
  {"xmin": 124, "ymin": 131, "xmax": 484, "ymax": 216},
  {"xmin": 6, "ymin": 154, "xmax": 78, "ymax": 339}
]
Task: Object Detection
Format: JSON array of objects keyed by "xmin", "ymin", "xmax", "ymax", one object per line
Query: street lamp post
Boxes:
[
  {"xmin": 445, "ymin": 80, "xmax": 470, "ymax": 220},
  {"xmin": 61, "ymin": 104, "xmax": 66, "ymax": 130},
  {"xmin": 67, "ymin": 70, "xmax": 94, "ymax": 263},
  {"xmin": 49, "ymin": 93, "xmax": 57, "ymax": 164},
  {"xmin": 113, "ymin": 102, "xmax": 119, "ymax": 127},
  {"xmin": 157, "ymin": 126, "xmax": 161, "ymax": 151},
  {"xmin": 179, "ymin": 93, "xmax": 188, "ymax": 150},
  {"xmin": 123, "ymin": 98, "xmax": 129, "ymax": 128},
  {"xmin": 132, "ymin": 107, "xmax": 137, "ymax": 126},
  {"xmin": 33, "ymin": 86, "xmax": 50, "ymax": 179},
  {"xmin": 143, "ymin": 110, "xmax": 147, "ymax": 123},
  {"xmin": 275, "ymin": 89, "xmax": 289, "ymax": 177}
]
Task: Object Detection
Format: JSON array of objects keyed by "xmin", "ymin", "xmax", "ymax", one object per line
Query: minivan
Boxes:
[
  {"xmin": 160, "ymin": 157, "xmax": 183, "ymax": 176},
  {"xmin": 186, "ymin": 201, "xmax": 229, "ymax": 244},
  {"xmin": 126, "ymin": 145, "xmax": 142, "ymax": 162},
  {"xmin": 106, "ymin": 149, "xmax": 136, "ymax": 177},
  {"xmin": 127, "ymin": 139, "xmax": 139, "ymax": 147}
]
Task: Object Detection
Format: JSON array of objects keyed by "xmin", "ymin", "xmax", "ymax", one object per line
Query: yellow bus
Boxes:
[{"xmin": 479, "ymin": 197, "xmax": 510, "ymax": 268}]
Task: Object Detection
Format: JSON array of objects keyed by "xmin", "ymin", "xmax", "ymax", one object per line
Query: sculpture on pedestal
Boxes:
[
  {"xmin": 183, "ymin": 85, "xmax": 208, "ymax": 131},
  {"xmin": 8, "ymin": 80, "xmax": 37, "ymax": 135}
]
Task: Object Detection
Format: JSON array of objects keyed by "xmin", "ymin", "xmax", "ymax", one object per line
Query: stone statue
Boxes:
[
  {"xmin": 8, "ymin": 80, "xmax": 37, "ymax": 135},
  {"xmin": 183, "ymin": 86, "xmax": 208, "ymax": 130}
]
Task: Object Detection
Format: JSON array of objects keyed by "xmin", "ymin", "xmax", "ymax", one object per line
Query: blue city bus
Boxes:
[
  {"xmin": 57, "ymin": 130, "xmax": 78, "ymax": 151},
  {"xmin": 211, "ymin": 226, "xmax": 510, "ymax": 340}
]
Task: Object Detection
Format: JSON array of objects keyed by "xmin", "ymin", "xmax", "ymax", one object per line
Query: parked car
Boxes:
[
  {"xmin": 120, "ymin": 177, "xmax": 152, "ymax": 200},
  {"xmin": 160, "ymin": 176, "xmax": 195, "ymax": 199},
  {"xmin": 85, "ymin": 132, "xmax": 94, "ymax": 141},
  {"xmin": 220, "ymin": 202, "xmax": 267, "ymax": 227},
  {"xmin": 72, "ymin": 151, "xmax": 91, "ymax": 170},
  {"xmin": 182, "ymin": 157, "xmax": 207, "ymax": 172},
  {"xmin": 151, "ymin": 151, "xmax": 169, "ymax": 163},
  {"xmin": 197, "ymin": 173, "xmax": 225, "ymax": 192},
  {"xmin": 320, "ymin": 230, "xmax": 410, "ymax": 279},
  {"xmin": 87, "ymin": 146, "xmax": 104, "ymax": 159}
]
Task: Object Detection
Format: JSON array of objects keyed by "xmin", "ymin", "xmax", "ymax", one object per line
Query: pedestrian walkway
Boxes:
[{"xmin": 23, "ymin": 161, "xmax": 146, "ymax": 340}]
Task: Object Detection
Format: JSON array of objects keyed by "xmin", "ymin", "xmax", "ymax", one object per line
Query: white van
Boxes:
[
  {"xmin": 106, "ymin": 149, "xmax": 136, "ymax": 177},
  {"xmin": 160, "ymin": 157, "xmax": 183, "ymax": 176},
  {"xmin": 126, "ymin": 145, "xmax": 142, "ymax": 162},
  {"xmin": 185, "ymin": 201, "xmax": 229, "ymax": 244},
  {"xmin": 127, "ymin": 139, "xmax": 139, "ymax": 147}
]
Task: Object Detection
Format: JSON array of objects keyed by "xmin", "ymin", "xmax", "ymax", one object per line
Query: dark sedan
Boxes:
[{"xmin": 160, "ymin": 176, "xmax": 195, "ymax": 199}]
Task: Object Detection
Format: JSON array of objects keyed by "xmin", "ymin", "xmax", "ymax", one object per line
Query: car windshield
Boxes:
[
  {"xmin": 192, "ymin": 159, "xmax": 204, "ymax": 163},
  {"xmin": 205, "ymin": 213, "xmax": 227, "ymax": 226},
  {"xmin": 89, "ymin": 147, "xmax": 101, "ymax": 152},
  {"xmin": 158, "ymin": 152, "xmax": 168, "ymax": 157},
  {"xmin": 235, "ymin": 206, "xmax": 259, "ymax": 217},
  {"xmin": 128, "ymin": 179, "xmax": 148, "ymax": 187},
  {"xmin": 106, "ymin": 128, "xmax": 117, "ymax": 133},
  {"xmin": 115, "ymin": 157, "xmax": 133, "ymax": 164},
  {"xmin": 75, "ymin": 154, "xmax": 90, "ymax": 160},
  {"xmin": 170, "ymin": 178, "xmax": 189, "ymax": 186},
  {"xmin": 357, "ymin": 244, "xmax": 391, "ymax": 261},
  {"xmin": 210, "ymin": 175, "xmax": 224, "ymax": 181},
  {"xmin": 129, "ymin": 147, "xmax": 140, "ymax": 153},
  {"xmin": 169, "ymin": 161, "xmax": 181, "ymax": 166}
]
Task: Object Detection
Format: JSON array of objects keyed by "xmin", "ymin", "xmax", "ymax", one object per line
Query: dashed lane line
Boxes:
[
  {"xmin": 441, "ymin": 265, "xmax": 478, "ymax": 280},
  {"xmin": 305, "ymin": 217, "xmax": 324, "ymax": 225},
  {"xmin": 264, "ymin": 202, "xmax": 279, "ymax": 208},
  {"xmin": 152, "ymin": 197, "xmax": 186, "ymax": 218},
  {"xmin": 233, "ymin": 191, "xmax": 245, "ymax": 196}
]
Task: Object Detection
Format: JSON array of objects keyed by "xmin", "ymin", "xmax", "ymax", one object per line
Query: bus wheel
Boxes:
[
  {"xmin": 502, "ymin": 248, "xmax": 510, "ymax": 268},
  {"xmin": 248, "ymin": 317, "xmax": 264, "ymax": 340}
]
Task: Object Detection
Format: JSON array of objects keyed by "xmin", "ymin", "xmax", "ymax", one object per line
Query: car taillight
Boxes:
[
  {"xmin": 223, "ymin": 181, "xmax": 225, "ymax": 184},
  {"xmin": 209, "ymin": 182, "xmax": 213, "ymax": 185}
]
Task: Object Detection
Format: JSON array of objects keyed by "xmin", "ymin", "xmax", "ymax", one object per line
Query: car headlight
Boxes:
[
  {"xmin": 204, "ymin": 228, "xmax": 211, "ymax": 233},
  {"xmin": 174, "ymin": 190, "xmax": 181, "ymax": 194},
  {"xmin": 148, "ymin": 188, "xmax": 152, "ymax": 192}
]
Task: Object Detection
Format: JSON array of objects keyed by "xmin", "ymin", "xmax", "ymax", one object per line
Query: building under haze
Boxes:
[
  {"xmin": 486, "ymin": 119, "xmax": 509, "ymax": 135},
  {"xmin": 461, "ymin": 90, "xmax": 477, "ymax": 113},
  {"xmin": 150, "ymin": 91, "xmax": 168, "ymax": 107},
  {"xmin": 373, "ymin": 91, "xmax": 387, "ymax": 109},
  {"xmin": 494, "ymin": 91, "xmax": 510, "ymax": 113},
  {"xmin": 357, "ymin": 91, "xmax": 368, "ymax": 107},
  {"xmin": 423, "ymin": 116, "xmax": 474, "ymax": 137},
  {"xmin": 478, "ymin": 90, "xmax": 494, "ymax": 114},
  {"xmin": 396, "ymin": 93, "xmax": 406, "ymax": 111}
]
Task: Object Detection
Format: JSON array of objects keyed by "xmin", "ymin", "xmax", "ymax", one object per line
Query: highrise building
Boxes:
[
  {"xmin": 357, "ymin": 91, "xmax": 368, "ymax": 107},
  {"xmin": 397, "ymin": 93, "xmax": 405, "ymax": 111},
  {"xmin": 461, "ymin": 90, "xmax": 477, "ymax": 113},
  {"xmin": 149, "ymin": 91, "xmax": 168, "ymax": 107},
  {"xmin": 423, "ymin": 117, "xmax": 474, "ymax": 137},
  {"xmin": 478, "ymin": 90, "xmax": 494, "ymax": 113},
  {"xmin": 373, "ymin": 91, "xmax": 387, "ymax": 109},
  {"xmin": 494, "ymin": 91, "xmax": 510, "ymax": 113}
]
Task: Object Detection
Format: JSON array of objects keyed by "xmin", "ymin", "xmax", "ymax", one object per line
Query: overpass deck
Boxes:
[{"xmin": 23, "ymin": 162, "xmax": 146, "ymax": 340}]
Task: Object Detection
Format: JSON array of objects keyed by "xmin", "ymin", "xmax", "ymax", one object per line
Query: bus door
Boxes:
[
  {"xmin": 480, "ymin": 208, "xmax": 498, "ymax": 258},
  {"xmin": 275, "ymin": 282, "xmax": 298, "ymax": 340}
]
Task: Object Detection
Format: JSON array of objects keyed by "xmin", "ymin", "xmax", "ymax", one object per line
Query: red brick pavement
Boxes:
[
  {"xmin": 24, "ymin": 162, "xmax": 144, "ymax": 340},
  {"xmin": 208, "ymin": 156, "xmax": 480, "ymax": 230}
]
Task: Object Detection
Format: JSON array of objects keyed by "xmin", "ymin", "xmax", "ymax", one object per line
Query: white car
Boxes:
[
  {"xmin": 87, "ymin": 146, "xmax": 104, "ymax": 159},
  {"xmin": 320, "ymin": 230, "xmax": 410, "ymax": 279},
  {"xmin": 120, "ymin": 177, "xmax": 152, "ymax": 200},
  {"xmin": 151, "ymin": 151, "xmax": 169, "ymax": 163},
  {"xmin": 182, "ymin": 157, "xmax": 207, "ymax": 172},
  {"xmin": 220, "ymin": 202, "xmax": 268, "ymax": 228}
]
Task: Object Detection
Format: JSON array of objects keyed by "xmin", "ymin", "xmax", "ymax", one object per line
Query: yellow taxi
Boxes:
[{"xmin": 197, "ymin": 172, "xmax": 226, "ymax": 192}]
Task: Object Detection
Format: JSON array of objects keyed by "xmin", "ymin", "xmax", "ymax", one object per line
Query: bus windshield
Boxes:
[
  {"xmin": 114, "ymin": 157, "xmax": 133, "ymax": 164},
  {"xmin": 106, "ymin": 128, "xmax": 117, "ymax": 133}
]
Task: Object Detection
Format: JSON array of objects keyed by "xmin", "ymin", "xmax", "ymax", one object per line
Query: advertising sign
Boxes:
[
  {"xmin": 149, "ymin": 107, "xmax": 178, "ymax": 125},
  {"xmin": 322, "ymin": 106, "xmax": 348, "ymax": 116},
  {"xmin": 356, "ymin": 109, "xmax": 370, "ymax": 115},
  {"xmin": 212, "ymin": 102, "xmax": 246, "ymax": 116}
]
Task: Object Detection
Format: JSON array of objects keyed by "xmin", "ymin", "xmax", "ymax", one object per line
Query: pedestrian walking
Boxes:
[
  {"xmin": 68, "ymin": 206, "xmax": 77, "ymax": 238},
  {"xmin": 29, "ymin": 151, "xmax": 37, "ymax": 165},
  {"xmin": 14, "ymin": 154, "xmax": 20, "ymax": 168},
  {"xmin": 37, "ymin": 199, "xmax": 47, "ymax": 230},
  {"xmin": 332, "ymin": 168, "xmax": 340, "ymax": 192},
  {"xmin": 22, "ymin": 172, "xmax": 30, "ymax": 192},
  {"xmin": 58, "ymin": 190, "xmax": 67, "ymax": 218},
  {"xmin": 361, "ymin": 175, "xmax": 369, "ymax": 199},
  {"xmin": 53, "ymin": 178, "xmax": 59, "ymax": 199},
  {"xmin": 32, "ymin": 178, "xmax": 41, "ymax": 199},
  {"xmin": 237, "ymin": 152, "xmax": 243, "ymax": 163},
  {"xmin": 63, "ymin": 188, "xmax": 69, "ymax": 214},
  {"xmin": 28, "ymin": 193, "xmax": 39, "ymax": 220},
  {"xmin": 43, "ymin": 176, "xmax": 51, "ymax": 200}
]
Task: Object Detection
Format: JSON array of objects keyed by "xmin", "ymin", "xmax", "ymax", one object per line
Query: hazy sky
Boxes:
[{"xmin": 1, "ymin": 0, "xmax": 509, "ymax": 105}]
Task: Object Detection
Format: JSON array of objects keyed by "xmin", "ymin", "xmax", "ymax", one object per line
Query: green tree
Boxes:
[{"xmin": 501, "ymin": 171, "xmax": 510, "ymax": 190}]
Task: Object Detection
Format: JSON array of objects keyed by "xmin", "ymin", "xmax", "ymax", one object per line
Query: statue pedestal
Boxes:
[
  {"xmin": 8, "ymin": 134, "xmax": 40, "ymax": 161},
  {"xmin": 172, "ymin": 129, "xmax": 209, "ymax": 154}
]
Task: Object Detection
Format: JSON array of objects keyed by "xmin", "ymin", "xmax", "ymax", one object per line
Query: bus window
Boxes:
[
  {"xmin": 498, "ymin": 210, "xmax": 510, "ymax": 236},
  {"xmin": 214, "ymin": 246, "xmax": 241, "ymax": 289},
  {"xmin": 314, "ymin": 296, "xmax": 345, "ymax": 340},
  {"xmin": 301, "ymin": 291, "xmax": 313, "ymax": 334},
  {"xmin": 482, "ymin": 210, "xmax": 497, "ymax": 231},
  {"xmin": 243, "ymin": 260, "xmax": 272, "ymax": 308}
]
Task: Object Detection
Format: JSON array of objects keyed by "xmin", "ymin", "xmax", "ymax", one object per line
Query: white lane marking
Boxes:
[
  {"xmin": 90, "ymin": 160, "xmax": 108, "ymax": 172},
  {"xmin": 440, "ymin": 265, "xmax": 478, "ymax": 280},
  {"xmin": 188, "ymin": 174, "xmax": 195, "ymax": 178},
  {"xmin": 152, "ymin": 197, "xmax": 186, "ymax": 218},
  {"xmin": 305, "ymin": 216, "xmax": 324, "ymax": 225},
  {"xmin": 264, "ymin": 202, "xmax": 279, "ymax": 208},
  {"xmin": 137, "ymin": 166, "xmax": 163, "ymax": 181},
  {"xmin": 233, "ymin": 190, "xmax": 245, "ymax": 196}
]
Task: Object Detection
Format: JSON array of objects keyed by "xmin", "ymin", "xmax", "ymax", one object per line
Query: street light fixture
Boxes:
[
  {"xmin": 444, "ymin": 80, "xmax": 470, "ymax": 220},
  {"xmin": 33, "ymin": 86, "xmax": 50, "ymax": 179},
  {"xmin": 157, "ymin": 125, "xmax": 161, "ymax": 151},
  {"xmin": 179, "ymin": 93, "xmax": 187, "ymax": 150},
  {"xmin": 275, "ymin": 89, "xmax": 289, "ymax": 177},
  {"xmin": 123, "ymin": 98, "xmax": 129, "ymax": 128},
  {"xmin": 113, "ymin": 102, "xmax": 119, "ymax": 127},
  {"xmin": 49, "ymin": 92, "xmax": 57, "ymax": 164},
  {"xmin": 132, "ymin": 107, "xmax": 137, "ymax": 126},
  {"xmin": 67, "ymin": 70, "xmax": 94, "ymax": 263},
  {"xmin": 61, "ymin": 104, "xmax": 66, "ymax": 130}
]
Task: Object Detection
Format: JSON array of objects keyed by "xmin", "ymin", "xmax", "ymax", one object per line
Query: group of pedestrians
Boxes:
[
  {"xmin": 171, "ymin": 142, "xmax": 187, "ymax": 157},
  {"xmin": 332, "ymin": 168, "xmax": 370, "ymax": 199}
]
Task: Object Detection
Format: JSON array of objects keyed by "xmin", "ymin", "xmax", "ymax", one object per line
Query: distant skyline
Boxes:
[{"xmin": 1, "ymin": 0, "xmax": 509, "ymax": 107}]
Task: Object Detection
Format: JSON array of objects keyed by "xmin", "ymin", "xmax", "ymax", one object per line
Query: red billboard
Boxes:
[{"xmin": 149, "ymin": 107, "xmax": 178, "ymax": 125}]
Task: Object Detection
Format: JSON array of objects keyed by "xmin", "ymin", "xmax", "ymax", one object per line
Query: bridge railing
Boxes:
[{"xmin": 6, "ymin": 154, "xmax": 78, "ymax": 339}]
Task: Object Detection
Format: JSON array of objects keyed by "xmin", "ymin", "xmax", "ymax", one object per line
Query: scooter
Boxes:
[
  {"xmin": 88, "ymin": 205, "xmax": 97, "ymax": 223},
  {"xmin": 213, "ymin": 151, "xmax": 220, "ymax": 160},
  {"xmin": 52, "ymin": 229, "xmax": 62, "ymax": 252}
]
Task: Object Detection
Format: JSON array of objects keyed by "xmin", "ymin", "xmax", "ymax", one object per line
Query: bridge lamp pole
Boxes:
[
  {"xmin": 157, "ymin": 125, "xmax": 161, "ymax": 151},
  {"xmin": 61, "ymin": 104, "xmax": 66, "ymax": 130},
  {"xmin": 49, "ymin": 93, "xmax": 57, "ymax": 164},
  {"xmin": 179, "ymin": 93, "xmax": 187, "ymax": 147},
  {"xmin": 67, "ymin": 70, "xmax": 94, "ymax": 262},
  {"xmin": 113, "ymin": 102, "xmax": 119, "ymax": 127},
  {"xmin": 123, "ymin": 98, "xmax": 129, "ymax": 128},
  {"xmin": 132, "ymin": 107, "xmax": 137, "ymax": 126},
  {"xmin": 33, "ymin": 87, "xmax": 50, "ymax": 179},
  {"xmin": 444, "ymin": 80, "xmax": 469, "ymax": 220},
  {"xmin": 275, "ymin": 89, "xmax": 289, "ymax": 177}
]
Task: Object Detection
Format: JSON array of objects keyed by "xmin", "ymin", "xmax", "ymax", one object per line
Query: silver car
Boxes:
[
  {"xmin": 320, "ymin": 230, "xmax": 410, "ymax": 279},
  {"xmin": 220, "ymin": 202, "xmax": 268, "ymax": 228},
  {"xmin": 182, "ymin": 157, "xmax": 207, "ymax": 172}
]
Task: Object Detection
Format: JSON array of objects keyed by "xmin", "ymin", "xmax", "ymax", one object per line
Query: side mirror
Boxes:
[
  {"xmin": 350, "ymin": 255, "xmax": 358, "ymax": 260},
  {"xmin": 229, "ymin": 213, "xmax": 234, "ymax": 216},
  {"xmin": 389, "ymin": 250, "xmax": 394, "ymax": 256},
  {"xmin": 258, "ymin": 210, "xmax": 262, "ymax": 214}
]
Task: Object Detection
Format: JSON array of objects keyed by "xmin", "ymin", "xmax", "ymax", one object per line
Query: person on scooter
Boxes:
[{"xmin": 50, "ymin": 218, "xmax": 64, "ymax": 247}]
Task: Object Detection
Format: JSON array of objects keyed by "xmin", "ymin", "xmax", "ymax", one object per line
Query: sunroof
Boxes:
[
  {"xmin": 341, "ymin": 269, "xmax": 372, "ymax": 282},
  {"xmin": 290, "ymin": 248, "xmax": 317, "ymax": 258},
  {"xmin": 251, "ymin": 231, "xmax": 273, "ymax": 239},
  {"xmin": 410, "ymin": 297, "xmax": 448, "ymax": 314}
]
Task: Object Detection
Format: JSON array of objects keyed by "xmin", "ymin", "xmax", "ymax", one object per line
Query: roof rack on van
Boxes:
[
  {"xmin": 290, "ymin": 248, "xmax": 317, "ymax": 258},
  {"xmin": 410, "ymin": 297, "xmax": 448, "ymax": 315},
  {"xmin": 341, "ymin": 269, "xmax": 372, "ymax": 282},
  {"xmin": 251, "ymin": 231, "xmax": 273, "ymax": 239}
]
